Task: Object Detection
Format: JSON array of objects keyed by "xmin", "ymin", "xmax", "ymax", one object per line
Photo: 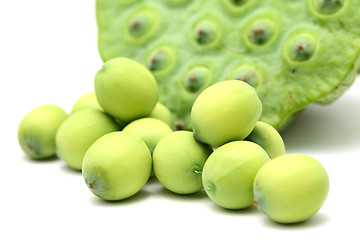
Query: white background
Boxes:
[{"xmin": 1, "ymin": 1, "xmax": 360, "ymax": 239}]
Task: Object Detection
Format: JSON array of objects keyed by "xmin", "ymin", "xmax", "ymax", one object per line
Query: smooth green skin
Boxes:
[
  {"xmin": 202, "ymin": 141, "xmax": 270, "ymax": 209},
  {"xmin": 191, "ymin": 80, "xmax": 262, "ymax": 147},
  {"xmin": 97, "ymin": 0, "xmax": 360, "ymax": 130},
  {"xmin": 122, "ymin": 117, "xmax": 172, "ymax": 154},
  {"xmin": 149, "ymin": 102, "xmax": 174, "ymax": 128},
  {"xmin": 70, "ymin": 92, "xmax": 103, "ymax": 114},
  {"xmin": 94, "ymin": 57, "xmax": 159, "ymax": 123},
  {"xmin": 153, "ymin": 130, "xmax": 213, "ymax": 194},
  {"xmin": 253, "ymin": 154, "xmax": 329, "ymax": 224},
  {"xmin": 245, "ymin": 121, "xmax": 286, "ymax": 159},
  {"xmin": 123, "ymin": 117, "xmax": 172, "ymax": 177},
  {"xmin": 55, "ymin": 108, "xmax": 120, "ymax": 170},
  {"xmin": 82, "ymin": 131, "xmax": 152, "ymax": 201},
  {"xmin": 18, "ymin": 104, "xmax": 68, "ymax": 159}
]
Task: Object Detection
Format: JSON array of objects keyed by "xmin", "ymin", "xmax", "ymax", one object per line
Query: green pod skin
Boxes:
[
  {"xmin": 191, "ymin": 80, "xmax": 262, "ymax": 147},
  {"xmin": 202, "ymin": 141, "xmax": 270, "ymax": 209},
  {"xmin": 55, "ymin": 108, "xmax": 120, "ymax": 171},
  {"xmin": 245, "ymin": 121, "xmax": 286, "ymax": 159},
  {"xmin": 18, "ymin": 104, "xmax": 68, "ymax": 159},
  {"xmin": 253, "ymin": 154, "xmax": 330, "ymax": 224},
  {"xmin": 70, "ymin": 92, "xmax": 103, "ymax": 114},
  {"xmin": 153, "ymin": 130, "xmax": 213, "ymax": 194},
  {"xmin": 148, "ymin": 102, "xmax": 174, "ymax": 128},
  {"xmin": 94, "ymin": 57, "xmax": 159, "ymax": 123},
  {"xmin": 82, "ymin": 131, "xmax": 152, "ymax": 201}
]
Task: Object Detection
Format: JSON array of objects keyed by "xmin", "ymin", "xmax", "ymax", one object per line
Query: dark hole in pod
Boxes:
[{"xmin": 313, "ymin": 0, "xmax": 345, "ymax": 15}]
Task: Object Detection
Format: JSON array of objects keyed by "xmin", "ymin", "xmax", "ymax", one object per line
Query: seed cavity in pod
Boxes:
[
  {"xmin": 126, "ymin": 9, "xmax": 159, "ymax": 41},
  {"xmin": 285, "ymin": 33, "xmax": 318, "ymax": 62},
  {"xmin": 193, "ymin": 19, "xmax": 219, "ymax": 47},
  {"xmin": 312, "ymin": 0, "xmax": 345, "ymax": 15},
  {"xmin": 231, "ymin": 65, "xmax": 262, "ymax": 89},
  {"xmin": 165, "ymin": 0, "xmax": 191, "ymax": 6},
  {"xmin": 247, "ymin": 19, "xmax": 276, "ymax": 46},
  {"xmin": 224, "ymin": 0, "xmax": 251, "ymax": 7},
  {"xmin": 147, "ymin": 46, "xmax": 176, "ymax": 73},
  {"xmin": 184, "ymin": 66, "xmax": 211, "ymax": 92}
]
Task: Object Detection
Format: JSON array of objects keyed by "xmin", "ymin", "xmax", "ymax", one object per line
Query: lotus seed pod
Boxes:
[
  {"xmin": 253, "ymin": 154, "xmax": 330, "ymax": 224},
  {"xmin": 202, "ymin": 141, "xmax": 270, "ymax": 209},
  {"xmin": 191, "ymin": 80, "xmax": 262, "ymax": 147},
  {"xmin": 122, "ymin": 118, "xmax": 172, "ymax": 154},
  {"xmin": 97, "ymin": 0, "xmax": 360, "ymax": 130},
  {"xmin": 18, "ymin": 104, "xmax": 68, "ymax": 159},
  {"xmin": 82, "ymin": 131, "xmax": 152, "ymax": 201},
  {"xmin": 149, "ymin": 102, "xmax": 174, "ymax": 128},
  {"xmin": 94, "ymin": 57, "xmax": 159, "ymax": 123},
  {"xmin": 153, "ymin": 131, "xmax": 213, "ymax": 194},
  {"xmin": 245, "ymin": 121, "xmax": 286, "ymax": 159},
  {"xmin": 55, "ymin": 108, "xmax": 120, "ymax": 170},
  {"xmin": 70, "ymin": 92, "xmax": 103, "ymax": 114}
]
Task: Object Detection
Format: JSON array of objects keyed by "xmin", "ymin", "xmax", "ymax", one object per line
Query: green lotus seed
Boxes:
[
  {"xmin": 146, "ymin": 46, "xmax": 177, "ymax": 78},
  {"xmin": 18, "ymin": 104, "xmax": 68, "ymax": 159},
  {"xmin": 70, "ymin": 92, "xmax": 103, "ymax": 114},
  {"xmin": 285, "ymin": 33, "xmax": 318, "ymax": 62},
  {"xmin": 94, "ymin": 57, "xmax": 159, "ymax": 123},
  {"xmin": 153, "ymin": 131, "xmax": 213, "ymax": 194},
  {"xmin": 122, "ymin": 118, "xmax": 172, "ymax": 154},
  {"xmin": 191, "ymin": 80, "xmax": 262, "ymax": 147},
  {"xmin": 149, "ymin": 102, "xmax": 174, "ymax": 128},
  {"xmin": 82, "ymin": 131, "xmax": 152, "ymax": 201},
  {"xmin": 191, "ymin": 18, "xmax": 221, "ymax": 49},
  {"xmin": 126, "ymin": 9, "xmax": 159, "ymax": 42},
  {"xmin": 193, "ymin": 20, "xmax": 217, "ymax": 46},
  {"xmin": 202, "ymin": 141, "xmax": 270, "ymax": 209},
  {"xmin": 312, "ymin": 0, "xmax": 345, "ymax": 15},
  {"xmin": 55, "ymin": 108, "xmax": 120, "ymax": 170},
  {"xmin": 230, "ymin": 65, "xmax": 262, "ymax": 89},
  {"xmin": 247, "ymin": 19, "xmax": 276, "ymax": 46},
  {"xmin": 245, "ymin": 121, "xmax": 286, "ymax": 159},
  {"xmin": 183, "ymin": 66, "xmax": 211, "ymax": 93},
  {"xmin": 253, "ymin": 154, "xmax": 330, "ymax": 224}
]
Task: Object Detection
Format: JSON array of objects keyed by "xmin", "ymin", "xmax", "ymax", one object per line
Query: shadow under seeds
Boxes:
[
  {"xmin": 280, "ymin": 97, "xmax": 360, "ymax": 153},
  {"xmin": 89, "ymin": 188, "xmax": 152, "ymax": 207},
  {"xmin": 21, "ymin": 154, "xmax": 60, "ymax": 164},
  {"xmin": 261, "ymin": 212, "xmax": 330, "ymax": 229},
  {"xmin": 208, "ymin": 202, "xmax": 259, "ymax": 216},
  {"xmin": 154, "ymin": 186, "xmax": 208, "ymax": 201}
]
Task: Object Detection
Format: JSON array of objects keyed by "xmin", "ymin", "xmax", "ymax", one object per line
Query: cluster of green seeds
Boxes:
[
  {"xmin": 18, "ymin": 57, "xmax": 329, "ymax": 224},
  {"xmin": 97, "ymin": 0, "xmax": 360, "ymax": 130}
]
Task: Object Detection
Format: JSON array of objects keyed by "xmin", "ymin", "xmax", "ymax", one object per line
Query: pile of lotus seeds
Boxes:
[{"xmin": 18, "ymin": 57, "xmax": 329, "ymax": 224}]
